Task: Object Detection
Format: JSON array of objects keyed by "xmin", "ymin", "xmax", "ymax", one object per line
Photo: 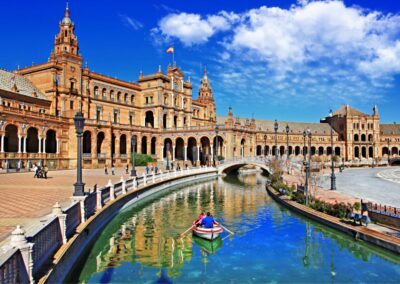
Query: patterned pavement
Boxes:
[{"xmin": 0, "ymin": 166, "xmax": 147, "ymax": 244}]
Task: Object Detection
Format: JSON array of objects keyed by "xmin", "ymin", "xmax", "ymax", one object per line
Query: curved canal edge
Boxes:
[
  {"xmin": 265, "ymin": 185, "xmax": 400, "ymax": 254},
  {"xmin": 41, "ymin": 170, "xmax": 217, "ymax": 284}
]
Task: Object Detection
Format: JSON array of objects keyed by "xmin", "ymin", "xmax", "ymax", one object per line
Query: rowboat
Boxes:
[{"xmin": 192, "ymin": 221, "xmax": 223, "ymax": 240}]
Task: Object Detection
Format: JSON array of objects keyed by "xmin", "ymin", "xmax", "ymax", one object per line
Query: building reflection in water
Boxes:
[{"xmin": 84, "ymin": 174, "xmax": 269, "ymax": 280}]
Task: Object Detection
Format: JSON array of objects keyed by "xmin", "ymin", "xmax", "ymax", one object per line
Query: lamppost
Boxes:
[
  {"xmin": 285, "ymin": 124, "xmax": 290, "ymax": 159},
  {"xmin": 130, "ymin": 135, "xmax": 137, "ymax": 176},
  {"xmin": 215, "ymin": 125, "xmax": 219, "ymax": 166},
  {"xmin": 303, "ymin": 130, "xmax": 307, "ymax": 164},
  {"xmin": 274, "ymin": 119, "xmax": 278, "ymax": 159},
  {"xmin": 329, "ymin": 110, "xmax": 336, "ymax": 190},
  {"xmin": 306, "ymin": 128, "xmax": 312, "ymax": 206},
  {"xmin": 166, "ymin": 142, "xmax": 170, "ymax": 170},
  {"xmin": 73, "ymin": 111, "xmax": 85, "ymax": 196}
]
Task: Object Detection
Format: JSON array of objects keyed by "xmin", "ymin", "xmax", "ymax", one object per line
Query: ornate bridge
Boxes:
[
  {"xmin": 389, "ymin": 157, "xmax": 400, "ymax": 166},
  {"xmin": 218, "ymin": 157, "xmax": 273, "ymax": 175}
]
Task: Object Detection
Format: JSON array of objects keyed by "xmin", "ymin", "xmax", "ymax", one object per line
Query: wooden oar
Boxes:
[
  {"xmin": 215, "ymin": 222, "xmax": 234, "ymax": 235},
  {"xmin": 178, "ymin": 225, "xmax": 194, "ymax": 238}
]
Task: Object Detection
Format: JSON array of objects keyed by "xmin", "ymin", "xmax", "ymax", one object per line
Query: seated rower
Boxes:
[
  {"xmin": 201, "ymin": 212, "xmax": 216, "ymax": 229},
  {"xmin": 195, "ymin": 212, "xmax": 205, "ymax": 227}
]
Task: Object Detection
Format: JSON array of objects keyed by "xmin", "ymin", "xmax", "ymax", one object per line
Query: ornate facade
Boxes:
[{"xmin": 0, "ymin": 5, "xmax": 399, "ymax": 170}]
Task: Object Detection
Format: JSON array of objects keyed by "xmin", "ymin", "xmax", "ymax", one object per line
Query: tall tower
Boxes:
[
  {"xmin": 53, "ymin": 2, "xmax": 79, "ymax": 56},
  {"xmin": 197, "ymin": 67, "xmax": 216, "ymax": 122}
]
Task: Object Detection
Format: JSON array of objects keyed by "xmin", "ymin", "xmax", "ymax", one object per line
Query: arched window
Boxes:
[
  {"xmin": 361, "ymin": 134, "xmax": 366, "ymax": 142},
  {"xmin": 131, "ymin": 94, "xmax": 135, "ymax": 105},
  {"xmin": 354, "ymin": 134, "xmax": 359, "ymax": 141},
  {"xmin": 102, "ymin": 88, "xmax": 107, "ymax": 100},
  {"xmin": 117, "ymin": 92, "xmax": 121, "ymax": 102},
  {"xmin": 94, "ymin": 87, "xmax": 99, "ymax": 98},
  {"xmin": 110, "ymin": 90, "xmax": 114, "ymax": 101}
]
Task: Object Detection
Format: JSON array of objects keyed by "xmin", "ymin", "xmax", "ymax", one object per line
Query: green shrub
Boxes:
[
  {"xmin": 354, "ymin": 202, "xmax": 361, "ymax": 211},
  {"xmin": 217, "ymin": 155, "xmax": 224, "ymax": 161},
  {"xmin": 134, "ymin": 154, "xmax": 154, "ymax": 166}
]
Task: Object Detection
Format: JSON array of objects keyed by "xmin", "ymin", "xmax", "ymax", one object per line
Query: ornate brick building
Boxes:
[{"xmin": 0, "ymin": 5, "xmax": 399, "ymax": 170}]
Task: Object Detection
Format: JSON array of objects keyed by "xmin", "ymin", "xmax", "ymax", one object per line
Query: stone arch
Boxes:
[
  {"xmin": 318, "ymin": 146, "xmax": 324, "ymax": 156},
  {"xmin": 327, "ymin": 147, "xmax": 332, "ymax": 156},
  {"xmin": 83, "ymin": 131, "xmax": 91, "ymax": 154},
  {"xmin": 151, "ymin": 137, "xmax": 156, "ymax": 155},
  {"xmin": 97, "ymin": 132, "xmax": 105, "ymax": 154},
  {"xmin": 4, "ymin": 124, "xmax": 18, "ymax": 152},
  {"xmin": 368, "ymin": 134, "xmax": 373, "ymax": 142},
  {"xmin": 279, "ymin": 146, "xmax": 285, "ymax": 156},
  {"xmin": 26, "ymin": 127, "xmax": 39, "ymax": 153},
  {"xmin": 163, "ymin": 138, "xmax": 173, "ymax": 159},
  {"xmin": 382, "ymin": 147, "xmax": 389, "ymax": 157},
  {"xmin": 213, "ymin": 135, "xmax": 224, "ymax": 158},
  {"xmin": 141, "ymin": 136, "xmax": 147, "ymax": 154},
  {"xmin": 111, "ymin": 133, "xmax": 116, "ymax": 158},
  {"xmin": 288, "ymin": 146, "xmax": 293, "ymax": 156},
  {"xmin": 163, "ymin": 113, "xmax": 167, "ymax": 129},
  {"xmin": 354, "ymin": 146, "xmax": 360, "ymax": 158},
  {"xmin": 240, "ymin": 138, "xmax": 246, "ymax": 158},
  {"xmin": 361, "ymin": 146, "xmax": 367, "ymax": 158},
  {"xmin": 201, "ymin": 137, "xmax": 211, "ymax": 165},
  {"xmin": 256, "ymin": 145, "xmax": 262, "ymax": 156},
  {"xmin": 354, "ymin": 134, "xmax": 359, "ymax": 141},
  {"xmin": 264, "ymin": 145, "xmax": 270, "ymax": 156},
  {"xmin": 120, "ymin": 134, "xmax": 127, "ymax": 155},
  {"xmin": 361, "ymin": 134, "xmax": 366, "ymax": 142},
  {"xmin": 369, "ymin": 146, "xmax": 373, "ymax": 158},
  {"xmin": 93, "ymin": 86, "xmax": 99, "ymax": 98},
  {"xmin": 392, "ymin": 147, "xmax": 399, "ymax": 156},
  {"xmin": 295, "ymin": 146, "xmax": 301, "ymax": 156},
  {"xmin": 145, "ymin": 111, "xmax": 154, "ymax": 128},
  {"xmin": 101, "ymin": 88, "xmax": 107, "ymax": 100},
  {"xmin": 187, "ymin": 137, "xmax": 197, "ymax": 164},
  {"xmin": 175, "ymin": 137, "xmax": 185, "ymax": 160},
  {"xmin": 335, "ymin": 147, "xmax": 341, "ymax": 156},
  {"xmin": 45, "ymin": 129, "xmax": 57, "ymax": 153},
  {"xmin": 311, "ymin": 146, "xmax": 316, "ymax": 156}
]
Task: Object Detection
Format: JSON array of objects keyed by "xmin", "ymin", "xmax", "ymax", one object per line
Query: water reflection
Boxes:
[{"xmin": 76, "ymin": 173, "xmax": 400, "ymax": 283}]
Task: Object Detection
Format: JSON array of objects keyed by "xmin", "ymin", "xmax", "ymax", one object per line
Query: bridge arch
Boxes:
[{"xmin": 218, "ymin": 158, "xmax": 271, "ymax": 175}]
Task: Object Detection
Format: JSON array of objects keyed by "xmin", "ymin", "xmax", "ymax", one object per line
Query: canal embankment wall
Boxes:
[
  {"xmin": 266, "ymin": 185, "xmax": 400, "ymax": 255},
  {"xmin": 0, "ymin": 167, "xmax": 217, "ymax": 284}
]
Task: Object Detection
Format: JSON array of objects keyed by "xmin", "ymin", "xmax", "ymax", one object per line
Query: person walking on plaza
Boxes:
[
  {"xmin": 104, "ymin": 165, "xmax": 108, "ymax": 175},
  {"xmin": 146, "ymin": 166, "xmax": 150, "ymax": 175},
  {"xmin": 112, "ymin": 165, "xmax": 115, "ymax": 175},
  {"xmin": 43, "ymin": 165, "xmax": 49, "ymax": 179},
  {"xmin": 155, "ymin": 166, "xmax": 158, "ymax": 174},
  {"xmin": 125, "ymin": 164, "xmax": 129, "ymax": 174},
  {"xmin": 33, "ymin": 164, "xmax": 38, "ymax": 178}
]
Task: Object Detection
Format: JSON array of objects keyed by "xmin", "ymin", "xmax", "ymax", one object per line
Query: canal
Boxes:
[{"xmin": 74, "ymin": 173, "xmax": 400, "ymax": 283}]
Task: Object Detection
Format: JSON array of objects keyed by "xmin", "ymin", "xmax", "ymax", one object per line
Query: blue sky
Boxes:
[{"xmin": 1, "ymin": 0, "xmax": 399, "ymax": 123}]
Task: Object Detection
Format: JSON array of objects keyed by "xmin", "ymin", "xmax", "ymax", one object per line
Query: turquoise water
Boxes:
[{"xmin": 75, "ymin": 174, "xmax": 400, "ymax": 283}]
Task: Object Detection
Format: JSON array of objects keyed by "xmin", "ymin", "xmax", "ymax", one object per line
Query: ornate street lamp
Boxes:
[
  {"xmin": 215, "ymin": 125, "xmax": 219, "ymax": 166},
  {"xmin": 73, "ymin": 111, "xmax": 85, "ymax": 196},
  {"xmin": 285, "ymin": 124, "xmax": 290, "ymax": 159},
  {"xmin": 329, "ymin": 110, "xmax": 336, "ymax": 190},
  {"xmin": 274, "ymin": 119, "xmax": 278, "ymax": 159},
  {"xmin": 305, "ymin": 128, "xmax": 312, "ymax": 206},
  {"xmin": 131, "ymin": 135, "xmax": 137, "ymax": 176},
  {"xmin": 303, "ymin": 130, "xmax": 307, "ymax": 164},
  {"xmin": 166, "ymin": 142, "xmax": 170, "ymax": 170}
]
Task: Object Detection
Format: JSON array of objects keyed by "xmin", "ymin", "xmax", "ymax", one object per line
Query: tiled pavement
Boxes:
[{"xmin": 0, "ymin": 166, "xmax": 147, "ymax": 244}]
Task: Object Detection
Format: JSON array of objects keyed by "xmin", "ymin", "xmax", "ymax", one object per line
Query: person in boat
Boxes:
[
  {"xmin": 195, "ymin": 212, "xmax": 205, "ymax": 227},
  {"xmin": 201, "ymin": 212, "xmax": 216, "ymax": 228}
]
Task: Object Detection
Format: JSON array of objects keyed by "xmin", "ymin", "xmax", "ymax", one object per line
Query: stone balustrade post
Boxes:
[
  {"xmin": 143, "ymin": 173, "xmax": 147, "ymax": 185},
  {"xmin": 96, "ymin": 187, "xmax": 103, "ymax": 210},
  {"xmin": 71, "ymin": 196, "xmax": 87, "ymax": 223},
  {"xmin": 152, "ymin": 172, "xmax": 155, "ymax": 183},
  {"xmin": 10, "ymin": 225, "xmax": 34, "ymax": 284},
  {"xmin": 174, "ymin": 169, "xmax": 177, "ymax": 177},
  {"xmin": 120, "ymin": 176, "xmax": 126, "ymax": 194},
  {"xmin": 108, "ymin": 179, "xmax": 115, "ymax": 201},
  {"xmin": 52, "ymin": 202, "xmax": 67, "ymax": 244},
  {"xmin": 133, "ymin": 177, "xmax": 137, "ymax": 189}
]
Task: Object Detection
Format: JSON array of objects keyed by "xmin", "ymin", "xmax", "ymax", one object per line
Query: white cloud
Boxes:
[
  {"xmin": 119, "ymin": 14, "xmax": 143, "ymax": 30},
  {"xmin": 156, "ymin": 11, "xmax": 237, "ymax": 46}
]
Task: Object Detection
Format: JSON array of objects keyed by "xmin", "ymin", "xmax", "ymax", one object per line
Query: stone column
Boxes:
[
  {"xmin": 23, "ymin": 136, "xmax": 27, "ymax": 153},
  {"xmin": 56, "ymin": 138, "xmax": 59, "ymax": 154},
  {"xmin": 38, "ymin": 136, "xmax": 42, "ymax": 154},
  {"xmin": 18, "ymin": 135, "xmax": 22, "ymax": 153},
  {"xmin": 172, "ymin": 145, "xmax": 176, "ymax": 161},
  {"xmin": 224, "ymin": 145, "xmax": 227, "ymax": 160},
  {"xmin": 0, "ymin": 134, "xmax": 4, "ymax": 153},
  {"xmin": 210, "ymin": 144, "xmax": 214, "ymax": 162},
  {"xmin": 161, "ymin": 146, "xmax": 164, "ymax": 161},
  {"xmin": 197, "ymin": 146, "xmax": 200, "ymax": 163},
  {"xmin": 184, "ymin": 145, "xmax": 187, "ymax": 161},
  {"xmin": 115, "ymin": 136, "xmax": 120, "ymax": 159},
  {"xmin": 43, "ymin": 138, "xmax": 47, "ymax": 154}
]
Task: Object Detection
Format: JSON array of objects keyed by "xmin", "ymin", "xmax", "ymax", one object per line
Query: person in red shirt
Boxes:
[{"xmin": 195, "ymin": 212, "xmax": 205, "ymax": 227}]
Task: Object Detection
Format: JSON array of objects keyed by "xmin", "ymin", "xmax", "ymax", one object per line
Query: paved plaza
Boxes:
[
  {"xmin": 0, "ymin": 167, "xmax": 147, "ymax": 244},
  {"xmin": 319, "ymin": 167, "xmax": 400, "ymax": 208}
]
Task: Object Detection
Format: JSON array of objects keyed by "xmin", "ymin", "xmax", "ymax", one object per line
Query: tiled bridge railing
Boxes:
[{"xmin": 0, "ymin": 166, "xmax": 215, "ymax": 283}]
